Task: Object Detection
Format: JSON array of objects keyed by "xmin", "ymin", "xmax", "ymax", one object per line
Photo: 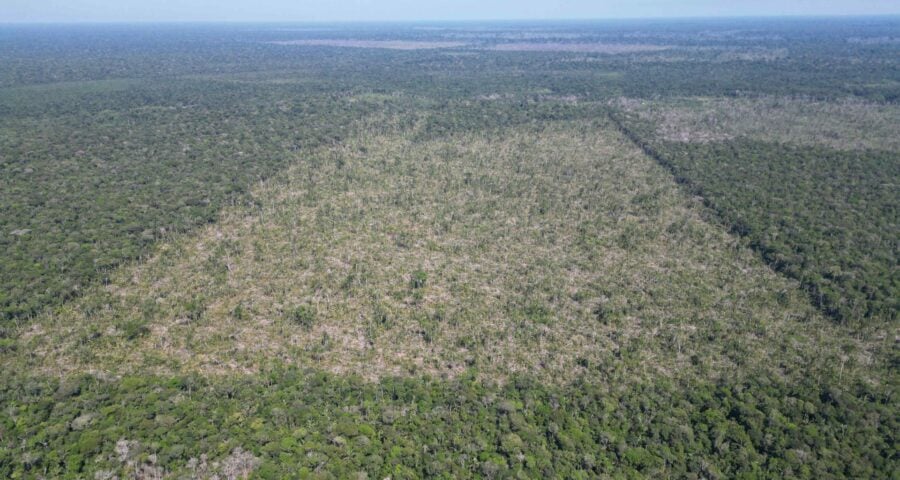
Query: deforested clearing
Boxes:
[
  {"xmin": 2, "ymin": 18, "xmax": 898, "ymax": 479},
  {"xmin": 19, "ymin": 117, "xmax": 881, "ymax": 390},
  {"xmin": 270, "ymin": 39, "xmax": 467, "ymax": 49},
  {"xmin": 487, "ymin": 42, "xmax": 671, "ymax": 53},
  {"xmin": 612, "ymin": 95, "xmax": 900, "ymax": 151}
]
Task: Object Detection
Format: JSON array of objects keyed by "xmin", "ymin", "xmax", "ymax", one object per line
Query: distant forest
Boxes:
[{"xmin": 1, "ymin": 18, "xmax": 897, "ymax": 479}]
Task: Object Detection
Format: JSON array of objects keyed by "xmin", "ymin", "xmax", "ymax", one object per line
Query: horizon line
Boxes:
[{"xmin": 2, "ymin": 13, "xmax": 900, "ymax": 25}]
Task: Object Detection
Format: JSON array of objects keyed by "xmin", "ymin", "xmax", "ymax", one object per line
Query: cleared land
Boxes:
[
  {"xmin": 270, "ymin": 39, "xmax": 467, "ymax": 50},
  {"xmin": 613, "ymin": 96, "xmax": 900, "ymax": 151},
  {"xmin": 0, "ymin": 80, "xmax": 372, "ymax": 320},
  {"xmin": 15, "ymin": 117, "xmax": 882, "ymax": 389},
  {"xmin": 1, "ymin": 19, "xmax": 898, "ymax": 479},
  {"xmin": 487, "ymin": 42, "xmax": 670, "ymax": 54},
  {"xmin": 610, "ymin": 96, "xmax": 899, "ymax": 323}
]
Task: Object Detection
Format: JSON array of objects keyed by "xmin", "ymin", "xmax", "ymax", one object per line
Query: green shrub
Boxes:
[
  {"xmin": 0, "ymin": 338, "xmax": 16, "ymax": 353},
  {"xmin": 523, "ymin": 302, "xmax": 551, "ymax": 325},
  {"xmin": 410, "ymin": 270, "xmax": 428, "ymax": 290},
  {"xmin": 119, "ymin": 319, "xmax": 149, "ymax": 340},
  {"xmin": 232, "ymin": 302, "xmax": 246, "ymax": 321},
  {"xmin": 287, "ymin": 305, "xmax": 316, "ymax": 330},
  {"xmin": 76, "ymin": 432, "xmax": 101, "ymax": 455}
]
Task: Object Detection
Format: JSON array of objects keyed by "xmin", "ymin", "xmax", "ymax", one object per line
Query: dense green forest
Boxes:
[
  {"xmin": 2, "ymin": 369, "xmax": 895, "ymax": 479},
  {"xmin": 610, "ymin": 113, "xmax": 899, "ymax": 324},
  {"xmin": 0, "ymin": 17, "xmax": 898, "ymax": 479},
  {"xmin": 0, "ymin": 80, "xmax": 383, "ymax": 319}
]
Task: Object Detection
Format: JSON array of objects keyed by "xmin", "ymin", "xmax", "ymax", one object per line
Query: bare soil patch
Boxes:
[
  {"xmin": 612, "ymin": 95, "xmax": 900, "ymax": 150},
  {"xmin": 487, "ymin": 42, "xmax": 670, "ymax": 54},
  {"xmin": 270, "ymin": 39, "xmax": 467, "ymax": 50}
]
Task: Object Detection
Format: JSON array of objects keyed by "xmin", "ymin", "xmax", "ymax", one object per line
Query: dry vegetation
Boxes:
[
  {"xmin": 612, "ymin": 95, "xmax": 900, "ymax": 150},
  {"xmin": 445, "ymin": 32, "xmax": 589, "ymax": 40},
  {"xmin": 703, "ymin": 46, "xmax": 789, "ymax": 62},
  {"xmin": 487, "ymin": 42, "xmax": 670, "ymax": 54},
  {"xmin": 270, "ymin": 39, "xmax": 467, "ymax": 50},
  {"xmin": 14, "ymin": 117, "xmax": 880, "ymax": 388},
  {"xmin": 3, "ymin": 19, "xmax": 899, "ymax": 477}
]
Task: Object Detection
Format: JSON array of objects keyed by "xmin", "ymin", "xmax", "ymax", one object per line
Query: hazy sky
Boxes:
[{"xmin": 2, "ymin": 0, "xmax": 899, "ymax": 23}]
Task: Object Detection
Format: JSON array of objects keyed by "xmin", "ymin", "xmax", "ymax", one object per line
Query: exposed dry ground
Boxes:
[
  {"xmin": 487, "ymin": 42, "xmax": 670, "ymax": 54},
  {"xmin": 612, "ymin": 96, "xmax": 900, "ymax": 150},
  {"xmin": 560, "ymin": 46, "xmax": 789, "ymax": 63},
  {"xmin": 445, "ymin": 32, "xmax": 589, "ymax": 40},
  {"xmin": 270, "ymin": 39, "xmax": 467, "ymax": 50},
  {"xmin": 15, "ymin": 118, "xmax": 880, "ymax": 387}
]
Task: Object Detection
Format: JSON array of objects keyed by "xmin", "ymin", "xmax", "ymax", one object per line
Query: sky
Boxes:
[{"xmin": 1, "ymin": 0, "xmax": 899, "ymax": 23}]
